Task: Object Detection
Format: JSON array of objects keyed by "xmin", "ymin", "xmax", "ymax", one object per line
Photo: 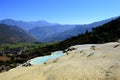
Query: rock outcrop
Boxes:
[{"xmin": 0, "ymin": 42, "xmax": 120, "ymax": 80}]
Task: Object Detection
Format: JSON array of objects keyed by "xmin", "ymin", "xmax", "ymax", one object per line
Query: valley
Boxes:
[{"xmin": 0, "ymin": 42, "xmax": 57, "ymax": 72}]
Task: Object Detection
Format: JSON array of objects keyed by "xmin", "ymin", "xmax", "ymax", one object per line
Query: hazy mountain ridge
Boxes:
[
  {"xmin": 43, "ymin": 17, "xmax": 118, "ymax": 42},
  {"xmin": 0, "ymin": 19, "xmax": 58, "ymax": 31},
  {"xmin": 0, "ymin": 19, "xmax": 76, "ymax": 42},
  {"xmin": 29, "ymin": 25, "xmax": 76, "ymax": 41},
  {"xmin": 0, "ymin": 17, "xmax": 118, "ymax": 43}
]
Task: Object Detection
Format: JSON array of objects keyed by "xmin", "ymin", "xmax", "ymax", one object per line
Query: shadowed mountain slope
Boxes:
[{"xmin": 0, "ymin": 24, "xmax": 38, "ymax": 44}]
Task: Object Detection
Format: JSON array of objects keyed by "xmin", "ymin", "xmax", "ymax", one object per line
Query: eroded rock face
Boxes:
[{"xmin": 0, "ymin": 42, "xmax": 120, "ymax": 80}]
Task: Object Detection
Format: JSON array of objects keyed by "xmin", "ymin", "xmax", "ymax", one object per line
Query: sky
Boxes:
[{"xmin": 0, "ymin": 0, "xmax": 120, "ymax": 24}]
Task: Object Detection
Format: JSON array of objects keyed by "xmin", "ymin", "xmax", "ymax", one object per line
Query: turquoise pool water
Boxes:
[{"xmin": 30, "ymin": 51, "xmax": 64, "ymax": 65}]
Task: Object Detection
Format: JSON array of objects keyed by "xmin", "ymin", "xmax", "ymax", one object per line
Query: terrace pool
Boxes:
[{"xmin": 30, "ymin": 51, "xmax": 64, "ymax": 65}]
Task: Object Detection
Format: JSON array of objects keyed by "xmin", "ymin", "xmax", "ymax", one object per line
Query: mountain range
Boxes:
[
  {"xmin": 0, "ymin": 16, "xmax": 118, "ymax": 43},
  {"xmin": 42, "ymin": 17, "xmax": 118, "ymax": 42},
  {"xmin": 0, "ymin": 19, "xmax": 76, "ymax": 42},
  {"xmin": 0, "ymin": 19, "xmax": 58, "ymax": 31}
]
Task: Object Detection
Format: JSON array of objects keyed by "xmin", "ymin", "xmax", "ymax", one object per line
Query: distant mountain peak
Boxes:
[{"xmin": 0, "ymin": 19, "xmax": 59, "ymax": 31}]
